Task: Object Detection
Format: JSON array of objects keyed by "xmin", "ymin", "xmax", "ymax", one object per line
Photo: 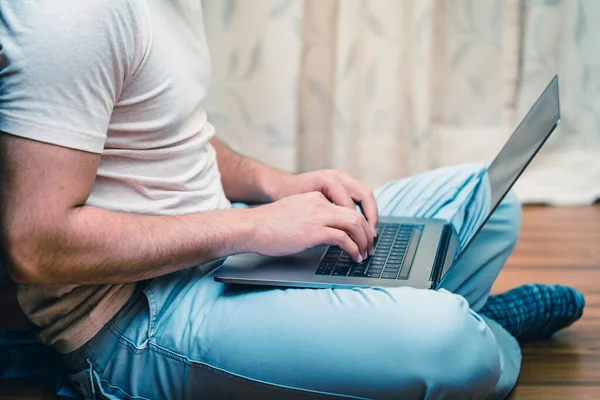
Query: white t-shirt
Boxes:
[{"xmin": 0, "ymin": 0, "xmax": 230, "ymax": 353}]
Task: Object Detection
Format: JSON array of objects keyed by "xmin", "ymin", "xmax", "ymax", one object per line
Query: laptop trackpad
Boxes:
[{"xmin": 218, "ymin": 246, "xmax": 327, "ymax": 272}]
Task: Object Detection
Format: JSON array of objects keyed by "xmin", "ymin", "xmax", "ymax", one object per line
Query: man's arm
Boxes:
[
  {"xmin": 211, "ymin": 138, "xmax": 379, "ymax": 236},
  {"xmin": 0, "ymin": 135, "xmax": 256, "ymax": 285},
  {"xmin": 210, "ymin": 138, "xmax": 289, "ymax": 204},
  {"xmin": 0, "ymin": 135, "xmax": 372, "ymax": 285}
]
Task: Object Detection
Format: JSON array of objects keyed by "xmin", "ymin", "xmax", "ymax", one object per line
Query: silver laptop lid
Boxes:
[{"xmin": 452, "ymin": 75, "xmax": 561, "ymax": 266}]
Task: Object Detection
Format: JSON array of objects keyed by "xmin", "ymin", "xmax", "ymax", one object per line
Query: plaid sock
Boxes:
[{"xmin": 479, "ymin": 284, "xmax": 585, "ymax": 342}]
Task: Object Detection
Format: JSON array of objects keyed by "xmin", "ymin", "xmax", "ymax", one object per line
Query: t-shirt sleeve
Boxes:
[{"xmin": 0, "ymin": 0, "xmax": 145, "ymax": 154}]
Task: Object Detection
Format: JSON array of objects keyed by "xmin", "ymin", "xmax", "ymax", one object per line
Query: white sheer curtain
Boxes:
[{"xmin": 201, "ymin": 0, "xmax": 600, "ymax": 205}]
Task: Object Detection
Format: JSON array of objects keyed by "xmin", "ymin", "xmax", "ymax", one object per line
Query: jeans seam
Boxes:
[
  {"xmin": 146, "ymin": 341, "xmax": 363, "ymax": 399},
  {"xmin": 108, "ymin": 321, "xmax": 148, "ymax": 354},
  {"xmin": 97, "ymin": 378, "xmax": 151, "ymax": 400},
  {"xmin": 142, "ymin": 286, "xmax": 158, "ymax": 338}
]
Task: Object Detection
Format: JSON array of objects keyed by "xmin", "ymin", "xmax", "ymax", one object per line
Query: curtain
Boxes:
[{"xmin": 201, "ymin": 0, "xmax": 600, "ymax": 205}]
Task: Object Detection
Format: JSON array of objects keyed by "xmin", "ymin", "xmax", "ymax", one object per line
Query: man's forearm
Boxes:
[
  {"xmin": 9, "ymin": 205, "xmax": 254, "ymax": 285},
  {"xmin": 211, "ymin": 138, "xmax": 291, "ymax": 203}
]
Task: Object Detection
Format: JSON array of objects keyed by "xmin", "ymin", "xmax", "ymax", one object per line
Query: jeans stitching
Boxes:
[
  {"xmin": 97, "ymin": 378, "xmax": 151, "ymax": 400},
  {"xmin": 143, "ymin": 287, "xmax": 158, "ymax": 339},
  {"xmin": 107, "ymin": 322, "xmax": 148, "ymax": 353},
  {"xmin": 146, "ymin": 341, "xmax": 362, "ymax": 399}
]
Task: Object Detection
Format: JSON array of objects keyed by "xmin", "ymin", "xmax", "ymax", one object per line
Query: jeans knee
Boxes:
[{"xmin": 421, "ymin": 294, "xmax": 502, "ymax": 397}]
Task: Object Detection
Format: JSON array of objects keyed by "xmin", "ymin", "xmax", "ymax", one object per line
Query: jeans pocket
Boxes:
[
  {"xmin": 109, "ymin": 285, "xmax": 157, "ymax": 350},
  {"xmin": 68, "ymin": 360, "xmax": 119, "ymax": 400}
]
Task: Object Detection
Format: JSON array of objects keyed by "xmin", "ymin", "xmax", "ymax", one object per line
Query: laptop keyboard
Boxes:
[{"xmin": 315, "ymin": 223, "xmax": 423, "ymax": 280}]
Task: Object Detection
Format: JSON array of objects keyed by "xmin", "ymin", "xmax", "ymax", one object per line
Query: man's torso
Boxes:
[{"xmin": 1, "ymin": 0, "xmax": 229, "ymax": 353}]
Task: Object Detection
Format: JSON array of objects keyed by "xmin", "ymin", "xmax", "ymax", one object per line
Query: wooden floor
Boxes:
[
  {"xmin": 495, "ymin": 205, "xmax": 600, "ymax": 399},
  {"xmin": 1, "ymin": 205, "xmax": 599, "ymax": 399}
]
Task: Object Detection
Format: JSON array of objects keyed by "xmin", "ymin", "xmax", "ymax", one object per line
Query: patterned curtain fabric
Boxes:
[{"xmin": 201, "ymin": 0, "xmax": 600, "ymax": 205}]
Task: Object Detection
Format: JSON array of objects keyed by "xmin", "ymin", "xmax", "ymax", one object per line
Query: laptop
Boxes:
[{"xmin": 214, "ymin": 76, "xmax": 561, "ymax": 290}]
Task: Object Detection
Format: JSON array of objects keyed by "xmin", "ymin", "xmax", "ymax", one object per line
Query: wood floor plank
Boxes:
[
  {"xmin": 501, "ymin": 205, "xmax": 600, "ymax": 399},
  {"xmin": 510, "ymin": 385, "xmax": 600, "ymax": 400},
  {"xmin": 493, "ymin": 268, "xmax": 600, "ymax": 294}
]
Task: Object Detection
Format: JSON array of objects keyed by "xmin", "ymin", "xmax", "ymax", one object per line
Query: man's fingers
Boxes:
[
  {"xmin": 322, "ymin": 228, "xmax": 362, "ymax": 262},
  {"xmin": 324, "ymin": 206, "xmax": 372, "ymax": 259},
  {"xmin": 321, "ymin": 179, "xmax": 355, "ymax": 210},
  {"xmin": 338, "ymin": 175, "xmax": 378, "ymax": 236},
  {"xmin": 357, "ymin": 186, "xmax": 378, "ymax": 236}
]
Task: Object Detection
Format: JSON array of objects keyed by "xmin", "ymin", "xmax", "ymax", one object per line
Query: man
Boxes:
[{"xmin": 0, "ymin": 1, "xmax": 584, "ymax": 399}]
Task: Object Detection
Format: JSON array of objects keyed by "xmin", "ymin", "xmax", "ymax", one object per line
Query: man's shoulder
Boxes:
[
  {"xmin": 0, "ymin": 0, "xmax": 152, "ymax": 155},
  {"xmin": 0, "ymin": 0, "xmax": 149, "ymax": 46}
]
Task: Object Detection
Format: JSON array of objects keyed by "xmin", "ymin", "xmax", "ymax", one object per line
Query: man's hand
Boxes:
[
  {"xmin": 266, "ymin": 170, "xmax": 379, "ymax": 238},
  {"xmin": 210, "ymin": 139, "xmax": 378, "ymax": 262},
  {"xmin": 246, "ymin": 192, "xmax": 374, "ymax": 262}
]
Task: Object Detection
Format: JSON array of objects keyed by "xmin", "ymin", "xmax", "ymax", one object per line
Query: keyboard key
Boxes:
[
  {"xmin": 332, "ymin": 265, "xmax": 351, "ymax": 276},
  {"xmin": 387, "ymin": 262, "xmax": 403, "ymax": 268},
  {"xmin": 315, "ymin": 265, "xmax": 334, "ymax": 275},
  {"xmin": 334, "ymin": 263, "xmax": 351, "ymax": 271},
  {"xmin": 367, "ymin": 271, "xmax": 382, "ymax": 278},
  {"xmin": 381, "ymin": 272, "xmax": 399, "ymax": 279},
  {"xmin": 332, "ymin": 271, "xmax": 350, "ymax": 276},
  {"xmin": 319, "ymin": 262, "xmax": 337, "ymax": 268}
]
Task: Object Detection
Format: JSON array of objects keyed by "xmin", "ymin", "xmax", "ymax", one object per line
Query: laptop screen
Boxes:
[{"xmin": 452, "ymin": 76, "xmax": 561, "ymax": 265}]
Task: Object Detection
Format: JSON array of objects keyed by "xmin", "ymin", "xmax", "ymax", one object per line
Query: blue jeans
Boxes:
[{"xmin": 63, "ymin": 164, "xmax": 522, "ymax": 400}]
